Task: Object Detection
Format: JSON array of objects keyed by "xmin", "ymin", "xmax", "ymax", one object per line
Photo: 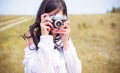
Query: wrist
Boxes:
[
  {"xmin": 41, "ymin": 30, "xmax": 49, "ymax": 35},
  {"xmin": 63, "ymin": 40, "xmax": 69, "ymax": 50}
]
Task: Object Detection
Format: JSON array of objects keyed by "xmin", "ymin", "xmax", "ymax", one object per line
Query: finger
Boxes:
[
  {"xmin": 41, "ymin": 13, "xmax": 53, "ymax": 23},
  {"xmin": 60, "ymin": 25, "xmax": 71, "ymax": 32},
  {"xmin": 46, "ymin": 26, "xmax": 51, "ymax": 32},
  {"xmin": 60, "ymin": 21, "xmax": 70, "ymax": 29},
  {"xmin": 45, "ymin": 16, "xmax": 53, "ymax": 23},
  {"xmin": 41, "ymin": 22, "xmax": 54, "ymax": 29},
  {"xmin": 41, "ymin": 13, "xmax": 49, "ymax": 23},
  {"xmin": 45, "ymin": 22, "xmax": 54, "ymax": 29},
  {"xmin": 64, "ymin": 21, "xmax": 70, "ymax": 26},
  {"xmin": 41, "ymin": 13, "xmax": 49, "ymax": 19},
  {"xmin": 64, "ymin": 21, "xmax": 70, "ymax": 29}
]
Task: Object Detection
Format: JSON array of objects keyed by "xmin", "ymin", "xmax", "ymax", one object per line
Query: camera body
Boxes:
[{"xmin": 49, "ymin": 15, "xmax": 67, "ymax": 28}]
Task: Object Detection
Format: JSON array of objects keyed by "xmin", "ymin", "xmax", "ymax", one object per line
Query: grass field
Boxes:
[{"xmin": 0, "ymin": 13, "xmax": 120, "ymax": 73}]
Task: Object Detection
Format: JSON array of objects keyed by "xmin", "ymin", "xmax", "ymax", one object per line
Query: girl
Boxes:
[{"xmin": 23, "ymin": 0, "xmax": 82, "ymax": 73}]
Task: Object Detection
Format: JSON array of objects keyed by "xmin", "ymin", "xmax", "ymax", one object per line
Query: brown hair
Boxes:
[{"xmin": 29, "ymin": 0, "xmax": 67, "ymax": 50}]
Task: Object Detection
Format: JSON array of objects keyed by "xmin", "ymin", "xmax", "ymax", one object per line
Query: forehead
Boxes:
[{"xmin": 48, "ymin": 9, "xmax": 63, "ymax": 16}]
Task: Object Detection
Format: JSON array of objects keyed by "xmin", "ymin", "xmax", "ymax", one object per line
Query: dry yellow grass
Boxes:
[
  {"xmin": 69, "ymin": 13, "xmax": 120, "ymax": 73},
  {"xmin": 0, "ymin": 13, "xmax": 120, "ymax": 73}
]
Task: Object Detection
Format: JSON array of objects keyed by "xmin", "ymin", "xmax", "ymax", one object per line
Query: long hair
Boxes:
[{"xmin": 29, "ymin": 0, "xmax": 67, "ymax": 50}]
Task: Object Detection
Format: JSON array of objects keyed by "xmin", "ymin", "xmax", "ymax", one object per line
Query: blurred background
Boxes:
[{"xmin": 0, "ymin": 0, "xmax": 120, "ymax": 73}]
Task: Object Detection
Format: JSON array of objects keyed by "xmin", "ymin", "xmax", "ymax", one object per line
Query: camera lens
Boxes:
[{"xmin": 54, "ymin": 20, "xmax": 63, "ymax": 28}]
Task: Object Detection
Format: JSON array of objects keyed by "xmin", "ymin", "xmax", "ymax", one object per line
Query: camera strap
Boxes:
[{"xmin": 54, "ymin": 34, "xmax": 63, "ymax": 52}]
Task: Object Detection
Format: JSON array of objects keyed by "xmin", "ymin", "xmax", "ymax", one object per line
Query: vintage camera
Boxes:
[{"xmin": 50, "ymin": 15, "xmax": 67, "ymax": 28}]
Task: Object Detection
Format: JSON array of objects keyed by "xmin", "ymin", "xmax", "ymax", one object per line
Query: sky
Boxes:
[{"xmin": 0, "ymin": 0, "xmax": 120, "ymax": 15}]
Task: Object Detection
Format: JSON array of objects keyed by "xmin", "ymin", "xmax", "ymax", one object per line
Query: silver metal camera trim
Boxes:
[{"xmin": 50, "ymin": 15, "xmax": 67, "ymax": 20}]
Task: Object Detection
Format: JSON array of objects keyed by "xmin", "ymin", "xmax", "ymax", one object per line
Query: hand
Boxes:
[
  {"xmin": 40, "ymin": 13, "xmax": 53, "ymax": 35},
  {"xmin": 60, "ymin": 21, "xmax": 70, "ymax": 43},
  {"xmin": 53, "ymin": 21, "xmax": 71, "ymax": 50}
]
